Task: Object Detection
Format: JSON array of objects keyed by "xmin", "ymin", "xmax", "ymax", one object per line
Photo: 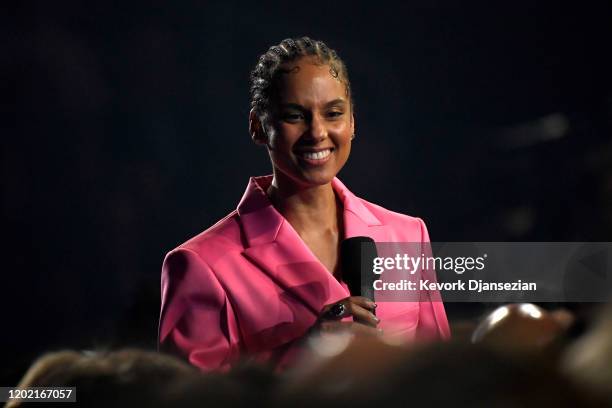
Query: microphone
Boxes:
[{"xmin": 340, "ymin": 236, "xmax": 378, "ymax": 306}]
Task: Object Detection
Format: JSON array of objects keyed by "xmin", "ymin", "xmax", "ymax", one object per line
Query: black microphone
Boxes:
[{"xmin": 340, "ymin": 236, "xmax": 378, "ymax": 306}]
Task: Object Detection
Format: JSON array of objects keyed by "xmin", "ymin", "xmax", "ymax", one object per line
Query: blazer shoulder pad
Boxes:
[{"xmin": 175, "ymin": 210, "xmax": 243, "ymax": 265}]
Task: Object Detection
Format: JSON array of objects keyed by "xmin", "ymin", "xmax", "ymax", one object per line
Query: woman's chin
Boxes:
[
  {"xmin": 273, "ymin": 162, "xmax": 340, "ymax": 190},
  {"xmin": 300, "ymin": 168, "xmax": 338, "ymax": 184}
]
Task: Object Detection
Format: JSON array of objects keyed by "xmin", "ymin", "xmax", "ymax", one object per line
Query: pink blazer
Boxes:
[{"xmin": 159, "ymin": 176, "xmax": 450, "ymax": 371}]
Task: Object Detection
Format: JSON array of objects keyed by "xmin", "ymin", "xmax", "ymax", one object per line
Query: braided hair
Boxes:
[{"xmin": 249, "ymin": 37, "xmax": 352, "ymax": 126}]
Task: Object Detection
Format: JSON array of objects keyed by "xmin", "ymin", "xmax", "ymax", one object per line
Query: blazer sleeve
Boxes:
[
  {"xmin": 158, "ymin": 247, "xmax": 238, "ymax": 371},
  {"xmin": 415, "ymin": 218, "xmax": 452, "ymax": 340}
]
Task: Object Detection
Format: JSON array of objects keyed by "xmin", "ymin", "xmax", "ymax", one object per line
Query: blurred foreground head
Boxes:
[
  {"xmin": 471, "ymin": 303, "xmax": 573, "ymax": 353},
  {"xmin": 563, "ymin": 303, "xmax": 612, "ymax": 403},
  {"xmin": 7, "ymin": 349, "xmax": 246, "ymax": 408},
  {"xmin": 276, "ymin": 331, "xmax": 592, "ymax": 408}
]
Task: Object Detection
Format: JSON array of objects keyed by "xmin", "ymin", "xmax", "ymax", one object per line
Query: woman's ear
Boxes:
[
  {"xmin": 350, "ymin": 113, "xmax": 355, "ymax": 139},
  {"xmin": 249, "ymin": 108, "xmax": 267, "ymax": 145}
]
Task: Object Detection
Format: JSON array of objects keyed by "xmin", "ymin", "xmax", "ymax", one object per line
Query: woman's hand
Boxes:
[{"xmin": 313, "ymin": 296, "xmax": 381, "ymax": 336}]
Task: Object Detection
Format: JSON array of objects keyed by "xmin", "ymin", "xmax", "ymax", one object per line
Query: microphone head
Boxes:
[{"xmin": 341, "ymin": 236, "xmax": 378, "ymax": 300}]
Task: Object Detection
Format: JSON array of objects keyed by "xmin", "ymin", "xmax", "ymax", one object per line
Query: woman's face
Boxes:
[{"xmin": 262, "ymin": 57, "xmax": 354, "ymax": 189}]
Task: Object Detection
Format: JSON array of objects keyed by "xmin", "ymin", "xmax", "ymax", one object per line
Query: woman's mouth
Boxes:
[{"xmin": 295, "ymin": 148, "xmax": 333, "ymax": 165}]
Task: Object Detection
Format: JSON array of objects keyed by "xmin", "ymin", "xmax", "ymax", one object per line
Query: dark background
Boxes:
[{"xmin": 3, "ymin": 1, "xmax": 612, "ymax": 384}]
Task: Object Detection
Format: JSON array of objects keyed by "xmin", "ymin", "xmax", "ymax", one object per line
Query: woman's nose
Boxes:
[{"xmin": 306, "ymin": 114, "xmax": 328, "ymax": 141}]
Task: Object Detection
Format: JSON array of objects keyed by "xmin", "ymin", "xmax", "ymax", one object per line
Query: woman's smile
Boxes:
[{"xmin": 294, "ymin": 147, "xmax": 334, "ymax": 166}]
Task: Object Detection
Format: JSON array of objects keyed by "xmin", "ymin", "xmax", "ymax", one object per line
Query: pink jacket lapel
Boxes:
[{"xmin": 237, "ymin": 176, "xmax": 391, "ymax": 317}]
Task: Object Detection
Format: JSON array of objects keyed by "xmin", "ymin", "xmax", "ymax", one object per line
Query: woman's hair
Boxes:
[{"xmin": 249, "ymin": 36, "xmax": 352, "ymax": 125}]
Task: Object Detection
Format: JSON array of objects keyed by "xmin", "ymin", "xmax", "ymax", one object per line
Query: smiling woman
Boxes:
[
  {"xmin": 252, "ymin": 61, "xmax": 353, "ymax": 191},
  {"xmin": 158, "ymin": 37, "xmax": 450, "ymax": 372}
]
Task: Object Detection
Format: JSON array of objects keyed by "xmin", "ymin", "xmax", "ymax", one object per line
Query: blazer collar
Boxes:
[
  {"xmin": 236, "ymin": 175, "xmax": 282, "ymax": 246},
  {"xmin": 236, "ymin": 175, "xmax": 386, "ymax": 317},
  {"xmin": 331, "ymin": 176, "xmax": 383, "ymax": 239},
  {"xmin": 236, "ymin": 175, "xmax": 383, "ymax": 247}
]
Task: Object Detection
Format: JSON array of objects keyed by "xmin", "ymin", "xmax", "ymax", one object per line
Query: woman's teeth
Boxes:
[{"xmin": 301, "ymin": 149, "xmax": 331, "ymax": 160}]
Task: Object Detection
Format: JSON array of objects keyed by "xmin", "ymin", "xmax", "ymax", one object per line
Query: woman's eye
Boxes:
[{"xmin": 282, "ymin": 112, "xmax": 303, "ymax": 121}]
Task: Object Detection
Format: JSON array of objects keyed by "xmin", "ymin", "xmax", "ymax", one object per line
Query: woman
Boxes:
[{"xmin": 159, "ymin": 37, "xmax": 450, "ymax": 372}]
